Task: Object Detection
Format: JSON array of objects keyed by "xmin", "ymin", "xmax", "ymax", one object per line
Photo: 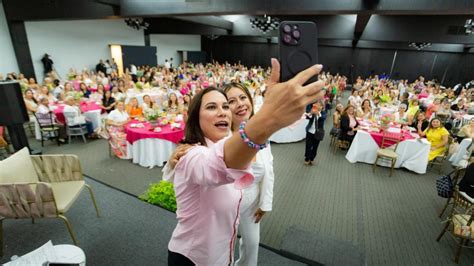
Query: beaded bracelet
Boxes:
[{"xmin": 239, "ymin": 120, "xmax": 269, "ymax": 150}]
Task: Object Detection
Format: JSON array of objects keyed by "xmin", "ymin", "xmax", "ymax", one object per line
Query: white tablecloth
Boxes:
[
  {"xmin": 345, "ymin": 130, "xmax": 431, "ymax": 174},
  {"xmin": 449, "ymin": 138, "xmax": 472, "ymax": 167},
  {"xmin": 126, "ymin": 138, "xmax": 177, "ymax": 168},
  {"xmin": 35, "ymin": 110, "xmax": 103, "ymax": 140},
  {"xmin": 269, "ymin": 118, "xmax": 307, "ymax": 143}
]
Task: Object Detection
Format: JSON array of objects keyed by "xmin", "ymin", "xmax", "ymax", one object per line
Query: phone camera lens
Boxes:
[
  {"xmin": 283, "ymin": 34, "xmax": 292, "ymax": 44},
  {"xmin": 283, "ymin": 25, "xmax": 291, "ymax": 33},
  {"xmin": 292, "ymin": 30, "xmax": 301, "ymax": 39}
]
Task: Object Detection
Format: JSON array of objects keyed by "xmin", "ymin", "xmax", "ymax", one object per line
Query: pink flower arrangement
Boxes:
[{"xmin": 380, "ymin": 113, "xmax": 394, "ymax": 125}]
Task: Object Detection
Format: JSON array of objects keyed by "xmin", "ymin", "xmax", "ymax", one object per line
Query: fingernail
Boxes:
[{"xmin": 315, "ymin": 64, "xmax": 323, "ymax": 69}]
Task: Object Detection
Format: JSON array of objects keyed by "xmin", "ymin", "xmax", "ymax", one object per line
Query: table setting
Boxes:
[
  {"xmin": 346, "ymin": 115, "xmax": 431, "ymax": 174},
  {"xmin": 124, "ymin": 111, "xmax": 185, "ymax": 168}
]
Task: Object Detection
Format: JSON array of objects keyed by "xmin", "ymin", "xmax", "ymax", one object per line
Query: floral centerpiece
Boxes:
[
  {"xmin": 380, "ymin": 113, "xmax": 394, "ymax": 130},
  {"xmin": 145, "ymin": 109, "xmax": 159, "ymax": 127}
]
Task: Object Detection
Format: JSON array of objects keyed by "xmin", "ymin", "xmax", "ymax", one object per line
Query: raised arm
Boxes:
[{"xmin": 223, "ymin": 59, "xmax": 324, "ymax": 169}]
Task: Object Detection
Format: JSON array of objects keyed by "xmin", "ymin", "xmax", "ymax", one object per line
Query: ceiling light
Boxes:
[
  {"xmin": 465, "ymin": 19, "xmax": 474, "ymax": 34},
  {"xmin": 249, "ymin": 15, "xmax": 279, "ymax": 34}
]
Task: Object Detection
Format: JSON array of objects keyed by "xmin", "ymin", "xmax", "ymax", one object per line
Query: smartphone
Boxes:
[{"xmin": 279, "ymin": 21, "xmax": 318, "ymax": 84}]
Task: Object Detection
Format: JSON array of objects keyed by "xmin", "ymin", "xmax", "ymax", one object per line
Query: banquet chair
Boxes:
[
  {"xmin": 334, "ymin": 139, "xmax": 350, "ymax": 152},
  {"xmin": 0, "ymin": 127, "xmax": 10, "ymax": 159},
  {"xmin": 33, "ymin": 112, "xmax": 61, "ymax": 147},
  {"xmin": 439, "ymin": 167, "xmax": 467, "ymax": 218},
  {"xmin": 63, "ymin": 111, "xmax": 87, "ymax": 144},
  {"xmin": 372, "ymin": 130, "xmax": 402, "ymax": 177},
  {"xmin": 0, "ymin": 148, "xmax": 100, "ymax": 255},
  {"xmin": 24, "ymin": 119, "xmax": 36, "ymax": 137},
  {"xmin": 429, "ymin": 136, "xmax": 454, "ymax": 174},
  {"xmin": 436, "ymin": 188, "xmax": 474, "ymax": 264}
]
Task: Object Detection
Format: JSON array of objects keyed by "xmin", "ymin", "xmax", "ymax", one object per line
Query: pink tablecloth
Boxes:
[
  {"xmin": 357, "ymin": 118, "xmax": 416, "ymax": 147},
  {"xmin": 52, "ymin": 102, "xmax": 102, "ymax": 124},
  {"xmin": 363, "ymin": 129, "xmax": 415, "ymax": 148},
  {"xmin": 125, "ymin": 122, "xmax": 184, "ymax": 144}
]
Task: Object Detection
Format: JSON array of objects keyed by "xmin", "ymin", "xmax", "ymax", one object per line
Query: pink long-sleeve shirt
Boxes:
[{"xmin": 165, "ymin": 137, "xmax": 254, "ymax": 265}]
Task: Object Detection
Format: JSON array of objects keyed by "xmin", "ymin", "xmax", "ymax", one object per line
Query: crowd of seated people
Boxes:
[
  {"xmin": 2, "ymin": 59, "xmax": 274, "ymax": 149},
  {"xmin": 326, "ymin": 73, "xmax": 474, "ymax": 161},
  {"xmin": 3, "ymin": 62, "xmax": 472, "ymax": 164}
]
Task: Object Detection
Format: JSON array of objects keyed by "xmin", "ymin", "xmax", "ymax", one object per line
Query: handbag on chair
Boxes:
[{"xmin": 436, "ymin": 170, "xmax": 456, "ymax": 198}]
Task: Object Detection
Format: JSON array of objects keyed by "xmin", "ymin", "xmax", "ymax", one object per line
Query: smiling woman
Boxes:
[{"xmin": 163, "ymin": 59, "xmax": 324, "ymax": 266}]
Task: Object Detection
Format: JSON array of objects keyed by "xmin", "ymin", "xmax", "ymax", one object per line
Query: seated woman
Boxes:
[
  {"xmin": 59, "ymin": 82, "xmax": 75, "ymax": 102},
  {"xmin": 456, "ymin": 118, "xmax": 474, "ymax": 142},
  {"xmin": 111, "ymin": 86, "xmax": 125, "ymax": 102},
  {"xmin": 79, "ymin": 82, "xmax": 91, "ymax": 98},
  {"xmin": 165, "ymin": 92, "xmax": 183, "ymax": 115},
  {"xmin": 412, "ymin": 111, "xmax": 430, "ymax": 134},
  {"xmin": 141, "ymin": 94, "xmax": 156, "ymax": 113},
  {"xmin": 89, "ymin": 84, "xmax": 105, "ymax": 102},
  {"xmin": 102, "ymin": 90, "xmax": 116, "ymax": 113},
  {"xmin": 419, "ymin": 117, "xmax": 450, "ymax": 161},
  {"xmin": 36, "ymin": 97, "xmax": 67, "ymax": 142},
  {"xmin": 330, "ymin": 103, "xmax": 344, "ymax": 137},
  {"xmin": 340, "ymin": 104, "xmax": 359, "ymax": 145},
  {"xmin": 357, "ymin": 99, "xmax": 372, "ymax": 119},
  {"xmin": 407, "ymin": 99, "xmax": 420, "ymax": 124},
  {"xmin": 107, "ymin": 101, "xmax": 130, "ymax": 159},
  {"xmin": 394, "ymin": 104, "xmax": 408, "ymax": 125},
  {"xmin": 27, "ymin": 77, "xmax": 39, "ymax": 91},
  {"xmin": 24, "ymin": 89, "xmax": 38, "ymax": 121},
  {"xmin": 36, "ymin": 85, "xmax": 57, "ymax": 104},
  {"xmin": 126, "ymin": 97, "xmax": 143, "ymax": 119},
  {"xmin": 425, "ymin": 98, "xmax": 441, "ymax": 119},
  {"xmin": 63, "ymin": 96, "xmax": 95, "ymax": 137}
]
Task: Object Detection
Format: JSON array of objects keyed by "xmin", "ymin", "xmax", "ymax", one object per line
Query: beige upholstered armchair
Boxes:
[{"xmin": 0, "ymin": 148, "xmax": 100, "ymax": 256}]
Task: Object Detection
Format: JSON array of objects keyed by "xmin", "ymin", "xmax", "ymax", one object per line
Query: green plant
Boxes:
[{"xmin": 139, "ymin": 180, "xmax": 177, "ymax": 212}]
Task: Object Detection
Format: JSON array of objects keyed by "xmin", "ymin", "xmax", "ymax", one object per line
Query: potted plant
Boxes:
[{"xmin": 139, "ymin": 180, "xmax": 177, "ymax": 212}]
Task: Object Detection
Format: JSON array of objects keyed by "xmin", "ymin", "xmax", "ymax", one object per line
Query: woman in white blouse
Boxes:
[
  {"xmin": 141, "ymin": 94, "xmax": 156, "ymax": 113},
  {"xmin": 394, "ymin": 104, "xmax": 408, "ymax": 125},
  {"xmin": 348, "ymin": 89, "xmax": 362, "ymax": 109},
  {"xmin": 107, "ymin": 101, "xmax": 130, "ymax": 158},
  {"xmin": 222, "ymin": 83, "xmax": 274, "ymax": 266},
  {"xmin": 24, "ymin": 89, "xmax": 38, "ymax": 120}
]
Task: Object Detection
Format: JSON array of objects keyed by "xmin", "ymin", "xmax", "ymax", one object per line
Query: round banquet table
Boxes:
[
  {"xmin": 345, "ymin": 129, "xmax": 431, "ymax": 174},
  {"xmin": 124, "ymin": 121, "xmax": 184, "ymax": 168},
  {"xmin": 35, "ymin": 101, "xmax": 103, "ymax": 140},
  {"xmin": 269, "ymin": 117, "xmax": 307, "ymax": 143}
]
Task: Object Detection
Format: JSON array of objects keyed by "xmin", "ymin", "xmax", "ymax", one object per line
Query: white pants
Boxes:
[{"xmin": 235, "ymin": 184, "xmax": 260, "ymax": 266}]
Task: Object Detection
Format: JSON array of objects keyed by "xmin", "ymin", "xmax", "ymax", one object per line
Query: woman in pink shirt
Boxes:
[{"xmin": 164, "ymin": 59, "xmax": 324, "ymax": 265}]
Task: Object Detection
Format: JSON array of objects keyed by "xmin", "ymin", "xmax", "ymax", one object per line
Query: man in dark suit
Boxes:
[{"xmin": 304, "ymin": 100, "xmax": 327, "ymax": 165}]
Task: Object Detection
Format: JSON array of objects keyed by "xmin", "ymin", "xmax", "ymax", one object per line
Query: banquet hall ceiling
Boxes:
[{"xmin": 2, "ymin": 0, "xmax": 474, "ymax": 46}]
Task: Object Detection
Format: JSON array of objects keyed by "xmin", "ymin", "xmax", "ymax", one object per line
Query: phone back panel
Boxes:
[{"xmin": 279, "ymin": 21, "xmax": 318, "ymax": 84}]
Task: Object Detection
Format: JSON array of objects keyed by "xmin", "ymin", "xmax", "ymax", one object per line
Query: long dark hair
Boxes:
[
  {"xmin": 427, "ymin": 117, "xmax": 444, "ymax": 131},
  {"xmin": 181, "ymin": 87, "xmax": 227, "ymax": 146}
]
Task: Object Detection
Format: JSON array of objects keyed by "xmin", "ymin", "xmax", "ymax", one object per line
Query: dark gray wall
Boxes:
[{"xmin": 202, "ymin": 36, "xmax": 474, "ymax": 86}]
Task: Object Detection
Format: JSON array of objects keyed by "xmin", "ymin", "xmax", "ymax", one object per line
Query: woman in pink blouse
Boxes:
[{"xmin": 164, "ymin": 59, "xmax": 324, "ymax": 265}]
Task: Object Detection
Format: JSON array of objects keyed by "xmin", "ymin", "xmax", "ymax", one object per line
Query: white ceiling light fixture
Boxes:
[
  {"xmin": 465, "ymin": 19, "xmax": 474, "ymax": 34},
  {"xmin": 125, "ymin": 18, "xmax": 149, "ymax": 30},
  {"xmin": 250, "ymin": 14, "xmax": 279, "ymax": 34},
  {"xmin": 409, "ymin": 42, "xmax": 432, "ymax": 50}
]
